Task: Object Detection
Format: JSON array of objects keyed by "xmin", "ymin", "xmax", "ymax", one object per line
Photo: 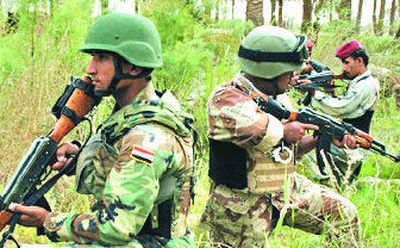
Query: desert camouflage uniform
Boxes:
[
  {"xmin": 43, "ymin": 82, "xmax": 195, "ymax": 248},
  {"xmin": 202, "ymin": 73, "xmax": 361, "ymax": 248},
  {"xmin": 309, "ymin": 70, "xmax": 380, "ymax": 182}
]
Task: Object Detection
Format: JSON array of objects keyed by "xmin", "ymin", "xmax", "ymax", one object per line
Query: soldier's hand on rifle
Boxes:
[
  {"xmin": 283, "ymin": 121, "xmax": 319, "ymax": 144},
  {"xmin": 332, "ymin": 134, "xmax": 358, "ymax": 149},
  {"xmin": 8, "ymin": 203, "xmax": 49, "ymax": 227},
  {"xmin": 51, "ymin": 143, "xmax": 80, "ymax": 171}
]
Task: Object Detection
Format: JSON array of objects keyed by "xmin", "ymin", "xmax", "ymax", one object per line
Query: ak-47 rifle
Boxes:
[
  {"xmin": 251, "ymin": 93, "xmax": 400, "ymax": 176},
  {"xmin": 309, "ymin": 60, "xmax": 330, "ymax": 73},
  {"xmin": 295, "ymin": 71, "xmax": 344, "ymax": 106},
  {"xmin": 0, "ymin": 77, "xmax": 101, "ymax": 247}
]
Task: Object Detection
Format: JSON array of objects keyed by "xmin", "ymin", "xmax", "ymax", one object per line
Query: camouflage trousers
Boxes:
[
  {"xmin": 20, "ymin": 234, "xmax": 195, "ymax": 248},
  {"xmin": 201, "ymin": 173, "xmax": 361, "ymax": 248}
]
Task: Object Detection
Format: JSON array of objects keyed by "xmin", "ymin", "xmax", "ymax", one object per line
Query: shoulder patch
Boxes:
[{"xmin": 131, "ymin": 145, "xmax": 155, "ymax": 165}]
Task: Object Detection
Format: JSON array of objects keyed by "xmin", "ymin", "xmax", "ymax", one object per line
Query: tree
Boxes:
[
  {"xmin": 337, "ymin": 0, "xmax": 351, "ymax": 20},
  {"xmin": 356, "ymin": 0, "xmax": 364, "ymax": 33},
  {"xmin": 270, "ymin": 0, "xmax": 277, "ymax": 25},
  {"xmin": 278, "ymin": 0, "xmax": 283, "ymax": 27},
  {"xmin": 373, "ymin": 0, "xmax": 378, "ymax": 33},
  {"xmin": 390, "ymin": 0, "xmax": 397, "ymax": 35},
  {"xmin": 232, "ymin": 0, "xmax": 235, "ymax": 19},
  {"xmin": 215, "ymin": 0, "xmax": 220, "ymax": 21},
  {"xmin": 246, "ymin": 0, "xmax": 264, "ymax": 26},
  {"xmin": 312, "ymin": 0, "xmax": 326, "ymax": 42},
  {"xmin": 301, "ymin": 0, "xmax": 313, "ymax": 35},
  {"xmin": 377, "ymin": 0, "xmax": 387, "ymax": 35},
  {"xmin": 396, "ymin": 24, "xmax": 400, "ymax": 39}
]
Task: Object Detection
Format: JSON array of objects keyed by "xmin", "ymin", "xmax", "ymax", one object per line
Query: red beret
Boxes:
[
  {"xmin": 306, "ymin": 40, "xmax": 314, "ymax": 51},
  {"xmin": 335, "ymin": 40, "xmax": 362, "ymax": 59}
]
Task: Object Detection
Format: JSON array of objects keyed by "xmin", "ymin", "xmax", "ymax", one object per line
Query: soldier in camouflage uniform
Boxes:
[
  {"xmin": 201, "ymin": 26, "xmax": 362, "ymax": 248},
  {"xmin": 8, "ymin": 13, "xmax": 195, "ymax": 248},
  {"xmin": 309, "ymin": 40, "xmax": 380, "ymax": 184}
]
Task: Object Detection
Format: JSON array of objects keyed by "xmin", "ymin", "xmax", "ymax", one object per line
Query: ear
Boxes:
[
  {"xmin": 122, "ymin": 63, "xmax": 142, "ymax": 76},
  {"xmin": 355, "ymin": 57, "xmax": 363, "ymax": 65}
]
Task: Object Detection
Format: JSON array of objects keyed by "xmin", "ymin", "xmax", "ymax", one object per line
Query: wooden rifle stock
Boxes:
[
  {"xmin": 0, "ymin": 211, "xmax": 13, "ymax": 232},
  {"xmin": 49, "ymin": 76, "xmax": 97, "ymax": 143}
]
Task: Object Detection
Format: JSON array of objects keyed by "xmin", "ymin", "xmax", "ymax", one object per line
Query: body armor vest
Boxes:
[
  {"xmin": 209, "ymin": 140, "xmax": 294, "ymax": 193},
  {"xmin": 75, "ymin": 90, "xmax": 194, "ymax": 239}
]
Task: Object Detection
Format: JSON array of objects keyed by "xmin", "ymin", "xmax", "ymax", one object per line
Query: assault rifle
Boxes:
[
  {"xmin": 295, "ymin": 71, "xmax": 344, "ymax": 106},
  {"xmin": 252, "ymin": 93, "xmax": 400, "ymax": 176},
  {"xmin": 0, "ymin": 77, "xmax": 101, "ymax": 247},
  {"xmin": 309, "ymin": 60, "xmax": 330, "ymax": 73}
]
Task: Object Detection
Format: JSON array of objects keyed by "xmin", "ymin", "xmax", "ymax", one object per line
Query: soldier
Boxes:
[
  {"xmin": 299, "ymin": 39, "xmax": 331, "ymax": 75},
  {"xmin": 309, "ymin": 39, "xmax": 380, "ymax": 183},
  {"xmin": 7, "ymin": 13, "xmax": 196, "ymax": 247},
  {"xmin": 201, "ymin": 26, "xmax": 361, "ymax": 248}
]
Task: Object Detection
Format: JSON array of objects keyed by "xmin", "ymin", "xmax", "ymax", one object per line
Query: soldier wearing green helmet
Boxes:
[
  {"xmin": 8, "ymin": 13, "xmax": 196, "ymax": 248},
  {"xmin": 201, "ymin": 26, "xmax": 362, "ymax": 247}
]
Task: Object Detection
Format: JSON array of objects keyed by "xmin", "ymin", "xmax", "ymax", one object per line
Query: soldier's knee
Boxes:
[{"xmin": 341, "ymin": 200, "xmax": 359, "ymax": 223}]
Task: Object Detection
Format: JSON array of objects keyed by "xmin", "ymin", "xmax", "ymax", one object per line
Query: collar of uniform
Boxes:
[
  {"xmin": 133, "ymin": 81, "xmax": 158, "ymax": 102},
  {"xmin": 351, "ymin": 69, "xmax": 372, "ymax": 84},
  {"xmin": 233, "ymin": 72, "xmax": 265, "ymax": 97}
]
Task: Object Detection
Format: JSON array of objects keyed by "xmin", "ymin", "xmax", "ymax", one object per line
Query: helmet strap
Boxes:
[{"xmin": 94, "ymin": 55, "xmax": 152, "ymax": 97}]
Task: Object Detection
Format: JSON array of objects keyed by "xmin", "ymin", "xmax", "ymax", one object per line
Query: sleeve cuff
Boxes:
[
  {"xmin": 313, "ymin": 90, "xmax": 325, "ymax": 100},
  {"xmin": 44, "ymin": 212, "xmax": 77, "ymax": 242},
  {"xmin": 254, "ymin": 114, "xmax": 284, "ymax": 151}
]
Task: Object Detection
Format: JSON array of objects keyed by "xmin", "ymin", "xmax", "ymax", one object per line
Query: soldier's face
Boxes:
[
  {"xmin": 86, "ymin": 52, "xmax": 115, "ymax": 91},
  {"xmin": 341, "ymin": 57, "xmax": 362, "ymax": 79},
  {"xmin": 275, "ymin": 71, "xmax": 293, "ymax": 94}
]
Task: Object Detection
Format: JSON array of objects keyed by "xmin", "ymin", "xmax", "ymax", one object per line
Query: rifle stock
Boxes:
[
  {"xmin": 0, "ymin": 211, "xmax": 13, "ymax": 232},
  {"xmin": 0, "ymin": 76, "xmax": 100, "ymax": 239}
]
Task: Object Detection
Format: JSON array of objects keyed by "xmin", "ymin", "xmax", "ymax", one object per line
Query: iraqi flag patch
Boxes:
[{"xmin": 131, "ymin": 145, "xmax": 155, "ymax": 165}]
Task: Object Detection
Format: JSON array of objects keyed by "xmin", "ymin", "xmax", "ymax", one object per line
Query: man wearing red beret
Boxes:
[{"xmin": 310, "ymin": 39, "xmax": 380, "ymax": 184}]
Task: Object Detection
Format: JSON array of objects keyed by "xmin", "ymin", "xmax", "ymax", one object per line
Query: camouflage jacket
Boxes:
[
  {"xmin": 311, "ymin": 70, "xmax": 380, "ymax": 119},
  {"xmin": 43, "ymin": 82, "xmax": 195, "ymax": 246},
  {"xmin": 208, "ymin": 73, "xmax": 294, "ymax": 194}
]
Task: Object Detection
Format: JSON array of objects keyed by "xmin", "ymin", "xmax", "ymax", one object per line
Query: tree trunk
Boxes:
[
  {"xmin": 390, "ymin": 0, "xmax": 397, "ymax": 35},
  {"xmin": 356, "ymin": 0, "xmax": 364, "ymax": 33},
  {"xmin": 101, "ymin": 0, "xmax": 108, "ymax": 13},
  {"xmin": 377, "ymin": 0, "xmax": 386, "ymax": 35},
  {"xmin": 301, "ymin": 0, "xmax": 313, "ymax": 36},
  {"xmin": 313, "ymin": 0, "xmax": 325, "ymax": 41},
  {"xmin": 314, "ymin": 0, "xmax": 325, "ymax": 15},
  {"xmin": 270, "ymin": 0, "xmax": 276, "ymax": 25},
  {"xmin": 373, "ymin": 0, "xmax": 378, "ymax": 34},
  {"xmin": 232, "ymin": 0, "xmax": 235, "ymax": 19},
  {"xmin": 246, "ymin": 0, "xmax": 264, "ymax": 26},
  {"xmin": 396, "ymin": 24, "xmax": 400, "ymax": 39},
  {"xmin": 337, "ymin": 0, "xmax": 351, "ymax": 20},
  {"xmin": 215, "ymin": 0, "xmax": 220, "ymax": 21},
  {"xmin": 278, "ymin": 0, "xmax": 283, "ymax": 27}
]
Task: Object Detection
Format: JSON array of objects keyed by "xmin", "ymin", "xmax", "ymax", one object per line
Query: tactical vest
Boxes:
[
  {"xmin": 209, "ymin": 140, "xmax": 294, "ymax": 194},
  {"xmin": 75, "ymin": 90, "xmax": 194, "ymax": 240},
  {"xmin": 343, "ymin": 110, "xmax": 374, "ymax": 133},
  {"xmin": 343, "ymin": 74, "xmax": 374, "ymax": 134}
]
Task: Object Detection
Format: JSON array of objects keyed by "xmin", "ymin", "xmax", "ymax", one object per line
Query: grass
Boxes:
[{"xmin": 1, "ymin": 1, "xmax": 400, "ymax": 247}]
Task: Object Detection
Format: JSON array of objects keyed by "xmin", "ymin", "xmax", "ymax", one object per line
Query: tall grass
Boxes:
[{"xmin": 0, "ymin": 1, "xmax": 400, "ymax": 247}]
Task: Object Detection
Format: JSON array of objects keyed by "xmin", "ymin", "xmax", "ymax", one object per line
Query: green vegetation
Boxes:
[{"xmin": 0, "ymin": 0, "xmax": 399, "ymax": 247}]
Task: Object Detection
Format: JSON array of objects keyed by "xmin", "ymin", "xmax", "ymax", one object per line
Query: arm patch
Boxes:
[{"xmin": 131, "ymin": 145, "xmax": 155, "ymax": 165}]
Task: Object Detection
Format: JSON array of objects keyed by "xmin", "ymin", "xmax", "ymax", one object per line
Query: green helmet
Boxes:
[
  {"xmin": 238, "ymin": 26, "xmax": 308, "ymax": 79},
  {"xmin": 81, "ymin": 13, "xmax": 163, "ymax": 68}
]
